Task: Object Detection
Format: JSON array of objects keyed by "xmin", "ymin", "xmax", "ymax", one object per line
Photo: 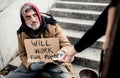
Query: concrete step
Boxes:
[
  {"xmin": 54, "ymin": 16, "xmax": 95, "ymax": 31},
  {"xmin": 72, "ymin": 47, "xmax": 101, "ymax": 70},
  {"xmin": 63, "ymin": 28, "xmax": 105, "ymax": 49},
  {"xmin": 60, "ymin": 0, "xmax": 110, "ymax": 3},
  {"xmin": 49, "ymin": 8, "xmax": 101, "ymax": 20},
  {"xmin": 55, "ymin": 1, "xmax": 108, "ymax": 11}
]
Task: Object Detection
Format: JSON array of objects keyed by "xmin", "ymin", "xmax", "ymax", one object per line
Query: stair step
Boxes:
[
  {"xmin": 56, "ymin": 1, "xmax": 108, "ymax": 11},
  {"xmin": 60, "ymin": 0, "xmax": 110, "ymax": 3},
  {"xmin": 63, "ymin": 29, "xmax": 105, "ymax": 49},
  {"xmin": 54, "ymin": 16, "xmax": 95, "ymax": 31},
  {"xmin": 9, "ymin": 56, "xmax": 21, "ymax": 67},
  {"xmin": 72, "ymin": 47, "xmax": 101, "ymax": 70},
  {"xmin": 49, "ymin": 8, "xmax": 101, "ymax": 20}
]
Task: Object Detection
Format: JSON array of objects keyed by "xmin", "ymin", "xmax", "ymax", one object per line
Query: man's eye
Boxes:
[
  {"xmin": 33, "ymin": 14, "xmax": 37, "ymax": 17},
  {"xmin": 26, "ymin": 16, "xmax": 31, "ymax": 20}
]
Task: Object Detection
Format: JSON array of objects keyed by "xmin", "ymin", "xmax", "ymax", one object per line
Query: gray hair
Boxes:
[{"xmin": 21, "ymin": 5, "xmax": 35, "ymax": 19}]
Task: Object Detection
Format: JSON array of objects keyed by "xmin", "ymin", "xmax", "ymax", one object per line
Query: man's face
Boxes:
[{"xmin": 24, "ymin": 9, "xmax": 40, "ymax": 30}]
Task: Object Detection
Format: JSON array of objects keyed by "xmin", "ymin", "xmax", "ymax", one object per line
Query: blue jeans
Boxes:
[{"xmin": 5, "ymin": 64, "xmax": 71, "ymax": 78}]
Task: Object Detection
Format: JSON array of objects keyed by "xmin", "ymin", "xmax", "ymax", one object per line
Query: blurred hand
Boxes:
[
  {"xmin": 59, "ymin": 46, "xmax": 77, "ymax": 63},
  {"xmin": 30, "ymin": 61, "xmax": 46, "ymax": 71},
  {"xmin": 52, "ymin": 50, "xmax": 65, "ymax": 64},
  {"xmin": 55, "ymin": 50, "xmax": 65, "ymax": 58},
  {"xmin": 102, "ymin": 37, "xmax": 110, "ymax": 51}
]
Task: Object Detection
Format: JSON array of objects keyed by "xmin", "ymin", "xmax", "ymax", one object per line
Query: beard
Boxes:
[{"xmin": 27, "ymin": 22, "xmax": 40, "ymax": 30}]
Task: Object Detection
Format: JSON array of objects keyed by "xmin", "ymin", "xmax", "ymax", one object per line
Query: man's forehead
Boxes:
[{"xmin": 25, "ymin": 10, "xmax": 36, "ymax": 16}]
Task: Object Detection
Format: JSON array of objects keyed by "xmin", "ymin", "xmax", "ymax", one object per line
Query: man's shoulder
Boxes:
[
  {"xmin": 41, "ymin": 13, "xmax": 57, "ymax": 25},
  {"xmin": 17, "ymin": 25, "xmax": 24, "ymax": 35}
]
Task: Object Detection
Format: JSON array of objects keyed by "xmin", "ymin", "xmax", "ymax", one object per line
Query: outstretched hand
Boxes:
[{"xmin": 58, "ymin": 46, "xmax": 77, "ymax": 63}]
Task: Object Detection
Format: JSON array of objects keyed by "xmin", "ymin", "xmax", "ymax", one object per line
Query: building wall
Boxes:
[{"xmin": 0, "ymin": 0, "xmax": 56, "ymax": 70}]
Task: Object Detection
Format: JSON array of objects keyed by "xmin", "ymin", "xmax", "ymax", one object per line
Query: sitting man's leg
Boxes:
[
  {"xmin": 48, "ymin": 64, "xmax": 71, "ymax": 78},
  {"xmin": 5, "ymin": 64, "xmax": 39, "ymax": 78},
  {"xmin": 35, "ymin": 70, "xmax": 51, "ymax": 78}
]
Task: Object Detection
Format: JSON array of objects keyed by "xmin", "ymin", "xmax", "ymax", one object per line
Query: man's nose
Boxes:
[{"xmin": 31, "ymin": 16, "xmax": 36, "ymax": 21}]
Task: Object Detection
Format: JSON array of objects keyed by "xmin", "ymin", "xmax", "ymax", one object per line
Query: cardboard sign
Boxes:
[{"xmin": 24, "ymin": 38, "xmax": 59, "ymax": 63}]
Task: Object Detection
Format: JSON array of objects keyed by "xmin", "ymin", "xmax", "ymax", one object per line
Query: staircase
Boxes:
[{"xmin": 48, "ymin": 0, "xmax": 109, "ymax": 77}]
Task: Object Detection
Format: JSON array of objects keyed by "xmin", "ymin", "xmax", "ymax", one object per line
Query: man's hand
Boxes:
[
  {"xmin": 59, "ymin": 46, "xmax": 77, "ymax": 63},
  {"xmin": 53, "ymin": 50, "xmax": 65, "ymax": 59},
  {"xmin": 30, "ymin": 61, "xmax": 46, "ymax": 71},
  {"xmin": 52, "ymin": 50, "xmax": 65, "ymax": 64}
]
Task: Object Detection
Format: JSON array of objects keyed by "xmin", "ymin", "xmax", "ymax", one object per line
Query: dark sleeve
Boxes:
[
  {"xmin": 110, "ymin": 0, "xmax": 118, "ymax": 7},
  {"xmin": 74, "ymin": 5, "xmax": 110, "ymax": 52}
]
